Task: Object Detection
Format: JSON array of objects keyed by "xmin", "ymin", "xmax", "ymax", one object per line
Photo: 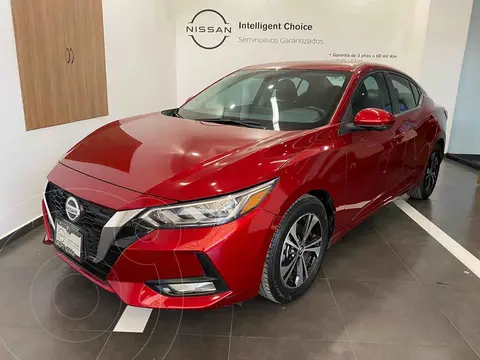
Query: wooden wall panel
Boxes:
[
  {"xmin": 66, "ymin": 0, "xmax": 108, "ymax": 122},
  {"xmin": 11, "ymin": 0, "xmax": 108, "ymax": 131},
  {"xmin": 11, "ymin": 0, "xmax": 69, "ymax": 130}
]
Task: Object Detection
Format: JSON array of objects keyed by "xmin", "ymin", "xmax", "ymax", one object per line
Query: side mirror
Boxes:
[{"xmin": 354, "ymin": 108, "xmax": 395, "ymax": 130}]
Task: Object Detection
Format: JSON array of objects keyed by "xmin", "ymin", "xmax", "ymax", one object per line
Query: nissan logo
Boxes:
[
  {"xmin": 186, "ymin": 9, "xmax": 231, "ymax": 50},
  {"xmin": 65, "ymin": 196, "xmax": 81, "ymax": 222}
]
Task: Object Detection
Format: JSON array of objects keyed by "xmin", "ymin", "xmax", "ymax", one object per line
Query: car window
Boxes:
[
  {"xmin": 207, "ymin": 77, "xmax": 264, "ymax": 108},
  {"xmin": 178, "ymin": 69, "xmax": 351, "ymax": 131},
  {"xmin": 410, "ymin": 82, "xmax": 420, "ymax": 105},
  {"xmin": 351, "ymin": 73, "xmax": 392, "ymax": 117},
  {"xmin": 326, "ymin": 76, "xmax": 346, "ymax": 87},
  {"xmin": 390, "ymin": 74, "xmax": 417, "ymax": 113}
]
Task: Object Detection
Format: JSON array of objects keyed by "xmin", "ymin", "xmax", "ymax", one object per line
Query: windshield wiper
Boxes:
[{"xmin": 199, "ymin": 118, "xmax": 266, "ymax": 129}]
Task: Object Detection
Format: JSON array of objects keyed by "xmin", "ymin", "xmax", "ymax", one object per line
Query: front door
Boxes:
[{"xmin": 340, "ymin": 72, "xmax": 401, "ymax": 225}]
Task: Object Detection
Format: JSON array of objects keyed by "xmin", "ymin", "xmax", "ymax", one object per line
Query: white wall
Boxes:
[
  {"xmin": 417, "ymin": 0, "xmax": 473, "ymax": 150},
  {"xmin": 0, "ymin": 0, "xmax": 176, "ymax": 238},
  {"xmin": 449, "ymin": 0, "xmax": 480, "ymax": 155}
]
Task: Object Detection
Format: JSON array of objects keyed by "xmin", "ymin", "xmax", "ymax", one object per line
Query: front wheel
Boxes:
[
  {"xmin": 407, "ymin": 144, "xmax": 442, "ymax": 200},
  {"xmin": 259, "ymin": 194, "xmax": 329, "ymax": 303}
]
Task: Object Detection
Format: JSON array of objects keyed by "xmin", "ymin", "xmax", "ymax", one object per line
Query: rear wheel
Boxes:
[
  {"xmin": 408, "ymin": 144, "xmax": 442, "ymax": 200},
  {"xmin": 259, "ymin": 194, "xmax": 329, "ymax": 303}
]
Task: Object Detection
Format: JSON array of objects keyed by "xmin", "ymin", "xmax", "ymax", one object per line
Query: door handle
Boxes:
[
  {"xmin": 65, "ymin": 47, "xmax": 71, "ymax": 63},
  {"xmin": 65, "ymin": 48, "xmax": 75, "ymax": 64}
]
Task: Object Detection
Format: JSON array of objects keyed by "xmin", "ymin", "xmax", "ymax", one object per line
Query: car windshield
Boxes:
[{"xmin": 177, "ymin": 69, "xmax": 351, "ymax": 131}]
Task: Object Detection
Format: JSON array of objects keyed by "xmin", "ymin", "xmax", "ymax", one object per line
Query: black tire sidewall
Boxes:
[
  {"xmin": 267, "ymin": 196, "xmax": 329, "ymax": 302},
  {"xmin": 422, "ymin": 145, "xmax": 442, "ymax": 198}
]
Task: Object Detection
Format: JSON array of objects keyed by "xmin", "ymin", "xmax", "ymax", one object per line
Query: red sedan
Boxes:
[{"xmin": 42, "ymin": 62, "xmax": 446, "ymax": 309}]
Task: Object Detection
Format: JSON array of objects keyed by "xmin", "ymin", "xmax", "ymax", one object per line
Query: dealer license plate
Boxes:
[{"xmin": 54, "ymin": 219, "xmax": 83, "ymax": 262}]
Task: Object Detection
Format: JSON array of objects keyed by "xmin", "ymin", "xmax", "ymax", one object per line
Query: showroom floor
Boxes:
[{"xmin": 0, "ymin": 159, "xmax": 479, "ymax": 360}]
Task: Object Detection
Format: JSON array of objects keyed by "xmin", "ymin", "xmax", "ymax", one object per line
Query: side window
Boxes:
[
  {"xmin": 351, "ymin": 73, "xmax": 392, "ymax": 117},
  {"xmin": 390, "ymin": 74, "xmax": 417, "ymax": 113},
  {"xmin": 410, "ymin": 82, "xmax": 420, "ymax": 105}
]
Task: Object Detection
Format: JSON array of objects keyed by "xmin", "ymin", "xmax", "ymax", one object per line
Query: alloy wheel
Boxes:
[
  {"xmin": 280, "ymin": 213, "xmax": 322, "ymax": 289},
  {"xmin": 424, "ymin": 151, "xmax": 440, "ymax": 193}
]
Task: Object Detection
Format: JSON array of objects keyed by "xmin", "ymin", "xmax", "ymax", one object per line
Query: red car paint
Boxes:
[{"xmin": 43, "ymin": 62, "xmax": 446, "ymax": 309}]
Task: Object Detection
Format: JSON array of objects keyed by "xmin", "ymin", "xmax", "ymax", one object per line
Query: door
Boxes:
[
  {"xmin": 340, "ymin": 72, "xmax": 400, "ymax": 223},
  {"xmin": 386, "ymin": 73, "xmax": 424, "ymax": 187},
  {"xmin": 11, "ymin": 0, "xmax": 70, "ymax": 130},
  {"xmin": 11, "ymin": 0, "xmax": 108, "ymax": 130},
  {"xmin": 64, "ymin": 0, "xmax": 109, "ymax": 122}
]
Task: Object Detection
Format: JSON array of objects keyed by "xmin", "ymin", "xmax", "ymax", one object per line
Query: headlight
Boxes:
[{"xmin": 140, "ymin": 179, "xmax": 276, "ymax": 228}]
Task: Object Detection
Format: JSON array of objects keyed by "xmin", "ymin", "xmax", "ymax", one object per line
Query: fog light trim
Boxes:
[
  {"xmin": 145, "ymin": 252, "xmax": 229, "ymax": 297},
  {"xmin": 167, "ymin": 281, "xmax": 216, "ymax": 295}
]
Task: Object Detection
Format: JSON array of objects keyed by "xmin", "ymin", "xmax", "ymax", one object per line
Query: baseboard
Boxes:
[
  {"xmin": 446, "ymin": 153, "xmax": 480, "ymax": 171},
  {"xmin": 0, "ymin": 216, "xmax": 44, "ymax": 249}
]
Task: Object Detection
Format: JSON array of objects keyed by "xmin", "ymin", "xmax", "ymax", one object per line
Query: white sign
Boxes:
[{"xmin": 173, "ymin": 0, "xmax": 431, "ymax": 104}]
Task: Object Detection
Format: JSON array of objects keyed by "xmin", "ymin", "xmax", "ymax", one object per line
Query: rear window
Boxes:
[
  {"xmin": 390, "ymin": 74, "xmax": 417, "ymax": 113},
  {"xmin": 410, "ymin": 82, "xmax": 420, "ymax": 105}
]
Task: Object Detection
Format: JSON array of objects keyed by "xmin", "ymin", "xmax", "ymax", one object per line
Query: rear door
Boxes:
[{"xmin": 385, "ymin": 72, "xmax": 426, "ymax": 187}]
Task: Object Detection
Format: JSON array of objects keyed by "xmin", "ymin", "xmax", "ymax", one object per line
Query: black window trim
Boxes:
[{"xmin": 385, "ymin": 71, "xmax": 423, "ymax": 115}]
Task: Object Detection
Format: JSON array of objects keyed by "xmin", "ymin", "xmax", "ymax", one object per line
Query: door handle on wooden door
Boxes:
[
  {"xmin": 65, "ymin": 48, "xmax": 75, "ymax": 64},
  {"xmin": 65, "ymin": 47, "xmax": 71, "ymax": 63}
]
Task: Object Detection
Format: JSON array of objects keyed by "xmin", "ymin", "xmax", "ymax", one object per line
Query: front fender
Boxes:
[{"xmin": 261, "ymin": 127, "xmax": 347, "ymax": 225}]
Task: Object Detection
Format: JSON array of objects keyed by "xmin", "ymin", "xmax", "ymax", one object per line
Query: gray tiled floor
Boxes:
[{"xmin": 0, "ymin": 159, "xmax": 479, "ymax": 359}]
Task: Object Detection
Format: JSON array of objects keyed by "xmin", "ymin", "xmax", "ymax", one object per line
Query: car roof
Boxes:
[{"xmin": 242, "ymin": 61, "xmax": 399, "ymax": 73}]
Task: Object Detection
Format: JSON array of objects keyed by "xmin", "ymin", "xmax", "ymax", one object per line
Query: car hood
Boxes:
[{"xmin": 60, "ymin": 112, "xmax": 311, "ymax": 201}]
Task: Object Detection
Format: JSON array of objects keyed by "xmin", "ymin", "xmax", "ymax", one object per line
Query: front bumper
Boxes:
[{"xmin": 43, "ymin": 164, "xmax": 276, "ymax": 309}]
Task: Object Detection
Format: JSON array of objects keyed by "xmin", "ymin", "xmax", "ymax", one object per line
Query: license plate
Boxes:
[{"xmin": 55, "ymin": 219, "xmax": 83, "ymax": 262}]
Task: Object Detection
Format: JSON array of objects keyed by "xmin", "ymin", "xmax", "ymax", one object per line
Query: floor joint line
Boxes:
[
  {"xmin": 325, "ymin": 272, "xmax": 359, "ymax": 360},
  {"xmin": 227, "ymin": 305, "xmax": 234, "ymax": 360}
]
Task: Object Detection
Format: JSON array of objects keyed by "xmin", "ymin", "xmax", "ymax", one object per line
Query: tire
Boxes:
[
  {"xmin": 259, "ymin": 194, "xmax": 329, "ymax": 303},
  {"xmin": 407, "ymin": 144, "xmax": 442, "ymax": 200}
]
